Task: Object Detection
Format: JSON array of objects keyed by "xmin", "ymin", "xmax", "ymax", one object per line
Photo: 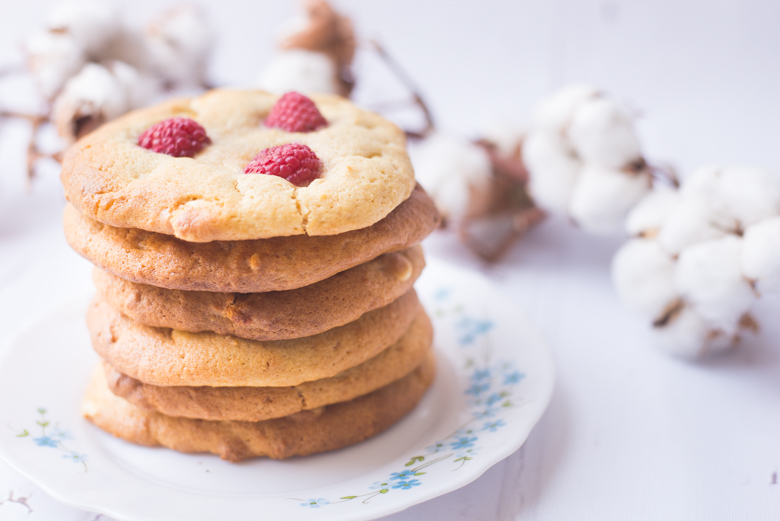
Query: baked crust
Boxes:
[
  {"xmin": 65, "ymin": 185, "xmax": 439, "ymax": 293},
  {"xmin": 87, "ymin": 291, "xmax": 426, "ymax": 387},
  {"xmin": 92, "ymin": 245, "xmax": 424, "ymax": 341},
  {"xmin": 83, "ymin": 352, "xmax": 435, "ymax": 461},
  {"xmin": 103, "ymin": 320, "xmax": 431, "ymax": 421},
  {"xmin": 61, "ymin": 90, "xmax": 416, "ymax": 242}
]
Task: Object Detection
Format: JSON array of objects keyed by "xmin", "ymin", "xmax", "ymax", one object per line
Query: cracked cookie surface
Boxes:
[{"xmin": 61, "ymin": 90, "xmax": 416, "ymax": 242}]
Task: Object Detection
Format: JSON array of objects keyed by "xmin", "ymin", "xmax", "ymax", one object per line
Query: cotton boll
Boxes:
[
  {"xmin": 612, "ymin": 238, "xmax": 677, "ymax": 319},
  {"xmin": 568, "ymin": 164, "xmax": 651, "ymax": 234},
  {"xmin": 657, "ymin": 192, "xmax": 731, "ymax": 255},
  {"xmin": 625, "ymin": 186, "xmax": 680, "ymax": 237},
  {"xmin": 145, "ymin": 5, "xmax": 213, "ymax": 87},
  {"xmin": 46, "ymin": 0, "xmax": 121, "ymax": 59},
  {"xmin": 256, "ymin": 50, "xmax": 339, "ymax": 95},
  {"xmin": 411, "ymin": 133, "xmax": 492, "ymax": 221},
  {"xmin": 651, "ymin": 306, "xmax": 732, "ymax": 359},
  {"xmin": 714, "ymin": 167, "xmax": 780, "ymax": 227},
  {"xmin": 674, "ymin": 235, "xmax": 754, "ymax": 329},
  {"xmin": 681, "ymin": 166, "xmax": 780, "ymax": 227},
  {"xmin": 523, "ymin": 131, "xmax": 580, "ymax": 214},
  {"xmin": 681, "ymin": 165, "xmax": 722, "ymax": 196},
  {"xmin": 105, "ymin": 61, "xmax": 161, "ymax": 109},
  {"xmin": 568, "ymin": 98, "xmax": 642, "ymax": 169},
  {"xmin": 741, "ymin": 216, "xmax": 780, "ymax": 294},
  {"xmin": 24, "ymin": 30, "xmax": 85, "ymax": 100},
  {"xmin": 275, "ymin": 14, "xmax": 310, "ymax": 41},
  {"xmin": 53, "ymin": 63, "xmax": 129, "ymax": 142},
  {"xmin": 531, "ymin": 83, "xmax": 599, "ymax": 130}
]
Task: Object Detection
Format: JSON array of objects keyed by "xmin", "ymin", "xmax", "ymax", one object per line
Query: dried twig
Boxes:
[
  {"xmin": 0, "ymin": 110, "xmax": 55, "ymax": 186},
  {"xmin": 368, "ymin": 40, "xmax": 434, "ymax": 139},
  {"xmin": 646, "ymin": 160, "xmax": 680, "ymax": 188},
  {"xmin": 0, "ymin": 491, "xmax": 33, "ymax": 513}
]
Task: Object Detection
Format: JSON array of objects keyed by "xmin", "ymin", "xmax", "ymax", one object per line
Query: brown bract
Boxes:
[
  {"xmin": 84, "ymin": 352, "xmax": 435, "ymax": 461},
  {"xmin": 280, "ymin": 0, "xmax": 355, "ymax": 96},
  {"xmin": 60, "ymin": 90, "xmax": 415, "ymax": 242},
  {"xmin": 64, "ymin": 185, "xmax": 439, "ymax": 293}
]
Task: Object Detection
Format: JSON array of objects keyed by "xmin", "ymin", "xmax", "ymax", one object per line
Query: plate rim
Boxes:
[{"xmin": 0, "ymin": 258, "xmax": 555, "ymax": 521}]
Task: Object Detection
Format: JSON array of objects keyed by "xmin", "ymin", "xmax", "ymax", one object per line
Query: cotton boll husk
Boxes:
[
  {"xmin": 99, "ymin": 27, "xmax": 150, "ymax": 72},
  {"xmin": 657, "ymin": 191, "xmax": 731, "ymax": 255},
  {"xmin": 45, "ymin": 0, "xmax": 121, "ymax": 59},
  {"xmin": 568, "ymin": 164, "xmax": 651, "ymax": 234},
  {"xmin": 741, "ymin": 216, "xmax": 780, "ymax": 294},
  {"xmin": 612, "ymin": 238, "xmax": 677, "ymax": 319},
  {"xmin": 257, "ymin": 50, "xmax": 339, "ymax": 95},
  {"xmin": 145, "ymin": 5, "xmax": 213, "ymax": 87},
  {"xmin": 625, "ymin": 186, "xmax": 680, "ymax": 236},
  {"xmin": 651, "ymin": 306, "xmax": 733, "ymax": 359},
  {"xmin": 481, "ymin": 122, "xmax": 524, "ymax": 158},
  {"xmin": 674, "ymin": 235, "xmax": 754, "ymax": 330},
  {"xmin": 24, "ymin": 30, "xmax": 85, "ymax": 100},
  {"xmin": 523, "ymin": 131, "xmax": 580, "ymax": 214},
  {"xmin": 53, "ymin": 63, "xmax": 129, "ymax": 142},
  {"xmin": 531, "ymin": 83, "xmax": 599, "ymax": 130},
  {"xmin": 411, "ymin": 133, "xmax": 492, "ymax": 221},
  {"xmin": 567, "ymin": 97, "xmax": 642, "ymax": 169}
]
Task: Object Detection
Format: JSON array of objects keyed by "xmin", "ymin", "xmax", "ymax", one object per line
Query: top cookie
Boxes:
[{"xmin": 60, "ymin": 90, "xmax": 415, "ymax": 242}]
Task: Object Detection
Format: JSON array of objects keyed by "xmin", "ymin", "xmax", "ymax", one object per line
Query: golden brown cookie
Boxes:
[
  {"xmin": 87, "ymin": 291, "xmax": 425, "ymax": 387},
  {"xmin": 103, "ymin": 317, "xmax": 432, "ymax": 421},
  {"xmin": 83, "ymin": 352, "xmax": 435, "ymax": 461},
  {"xmin": 65, "ymin": 185, "xmax": 439, "ymax": 293},
  {"xmin": 92, "ymin": 246, "xmax": 424, "ymax": 341},
  {"xmin": 61, "ymin": 90, "xmax": 416, "ymax": 242}
]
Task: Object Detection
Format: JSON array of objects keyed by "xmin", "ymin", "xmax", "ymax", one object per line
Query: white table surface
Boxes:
[{"xmin": 1, "ymin": 1, "xmax": 779, "ymax": 520}]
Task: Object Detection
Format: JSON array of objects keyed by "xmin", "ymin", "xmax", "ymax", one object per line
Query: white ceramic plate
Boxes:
[{"xmin": 0, "ymin": 258, "xmax": 554, "ymax": 521}]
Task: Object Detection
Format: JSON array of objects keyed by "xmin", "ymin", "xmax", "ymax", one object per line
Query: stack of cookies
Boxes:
[{"xmin": 60, "ymin": 90, "xmax": 440, "ymax": 461}]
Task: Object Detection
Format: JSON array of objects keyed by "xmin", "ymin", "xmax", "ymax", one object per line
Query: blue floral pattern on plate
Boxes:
[
  {"xmin": 12, "ymin": 408, "xmax": 87, "ymax": 473},
  {"xmin": 291, "ymin": 285, "xmax": 525, "ymax": 507}
]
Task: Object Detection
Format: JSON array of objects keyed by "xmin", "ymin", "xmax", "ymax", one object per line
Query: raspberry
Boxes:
[
  {"xmin": 265, "ymin": 92, "xmax": 327, "ymax": 133},
  {"xmin": 244, "ymin": 143, "xmax": 321, "ymax": 186},
  {"xmin": 138, "ymin": 117, "xmax": 211, "ymax": 157}
]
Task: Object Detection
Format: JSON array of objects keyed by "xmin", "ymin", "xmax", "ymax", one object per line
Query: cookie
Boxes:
[
  {"xmin": 61, "ymin": 90, "xmax": 416, "ymax": 242},
  {"xmin": 103, "ymin": 316, "xmax": 432, "ymax": 421},
  {"xmin": 65, "ymin": 185, "xmax": 439, "ymax": 293},
  {"xmin": 92, "ymin": 246, "xmax": 424, "ymax": 341},
  {"xmin": 87, "ymin": 291, "xmax": 425, "ymax": 387},
  {"xmin": 83, "ymin": 352, "xmax": 435, "ymax": 461}
]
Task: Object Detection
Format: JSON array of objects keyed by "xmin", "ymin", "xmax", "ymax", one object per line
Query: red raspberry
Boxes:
[
  {"xmin": 265, "ymin": 92, "xmax": 328, "ymax": 133},
  {"xmin": 138, "ymin": 117, "xmax": 211, "ymax": 157},
  {"xmin": 244, "ymin": 143, "xmax": 321, "ymax": 186}
]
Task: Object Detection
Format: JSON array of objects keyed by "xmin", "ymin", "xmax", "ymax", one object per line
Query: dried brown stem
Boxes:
[
  {"xmin": 0, "ymin": 111, "xmax": 54, "ymax": 187},
  {"xmin": 475, "ymin": 139, "xmax": 529, "ymax": 184},
  {"xmin": 459, "ymin": 206, "xmax": 545, "ymax": 263},
  {"xmin": 646, "ymin": 160, "xmax": 680, "ymax": 188},
  {"xmin": 369, "ymin": 40, "xmax": 434, "ymax": 139}
]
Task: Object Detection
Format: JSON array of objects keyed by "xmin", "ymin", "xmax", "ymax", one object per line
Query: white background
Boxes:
[{"xmin": 0, "ymin": 0, "xmax": 779, "ymax": 519}]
